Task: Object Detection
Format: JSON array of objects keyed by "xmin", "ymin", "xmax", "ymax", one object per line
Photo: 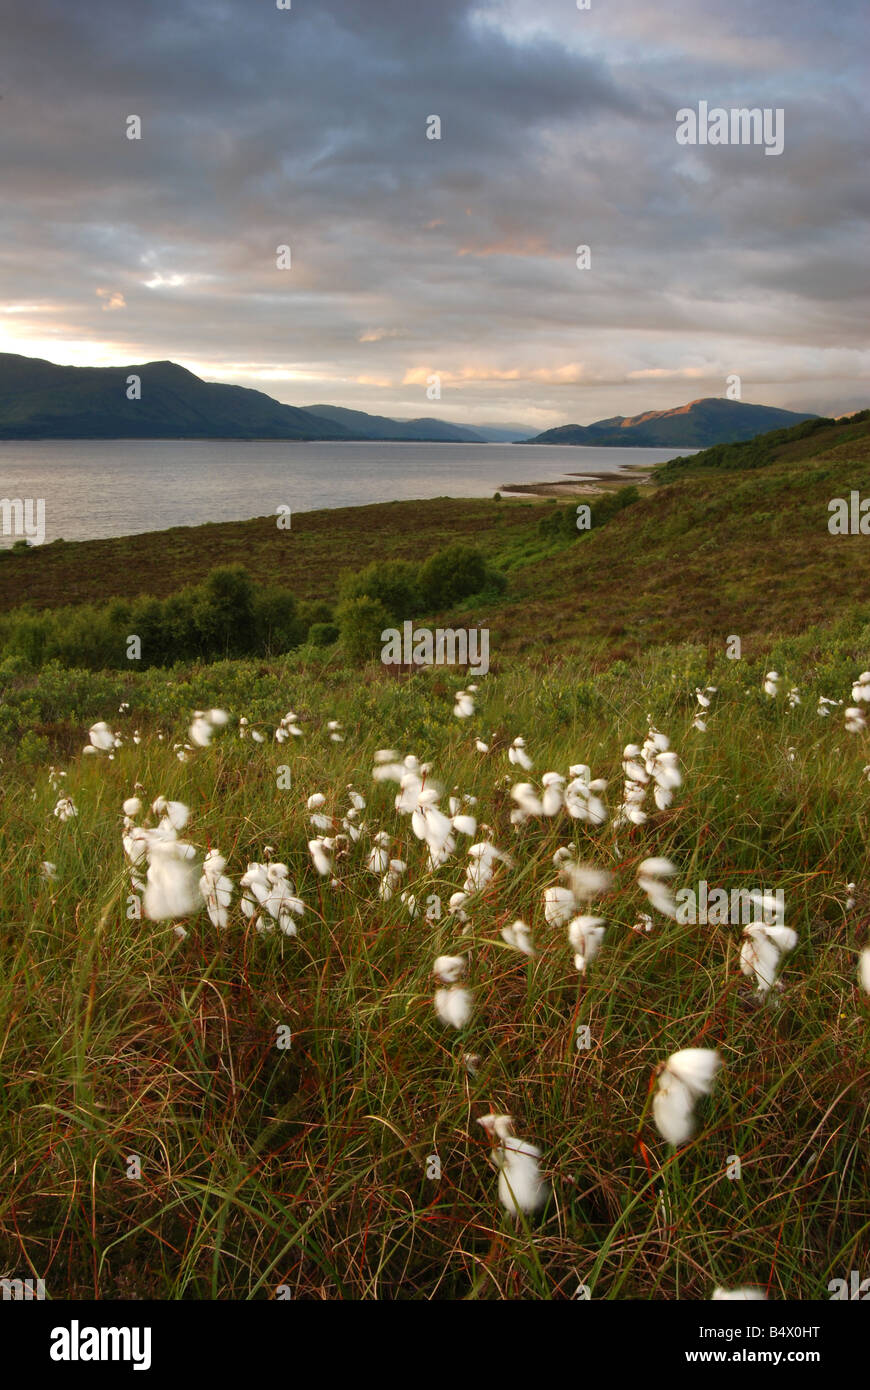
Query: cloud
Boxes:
[{"xmin": 0, "ymin": 0, "xmax": 866, "ymax": 425}]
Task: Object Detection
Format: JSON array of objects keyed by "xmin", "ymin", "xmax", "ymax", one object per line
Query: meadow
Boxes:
[{"xmin": 0, "ymin": 416, "xmax": 868, "ymax": 1300}]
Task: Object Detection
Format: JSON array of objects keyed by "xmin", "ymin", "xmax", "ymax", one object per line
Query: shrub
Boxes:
[
  {"xmin": 336, "ymin": 595, "xmax": 392, "ymax": 664},
  {"xmin": 338, "ymin": 559, "xmax": 422, "ymax": 620}
]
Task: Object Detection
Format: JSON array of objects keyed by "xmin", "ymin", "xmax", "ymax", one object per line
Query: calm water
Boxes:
[{"xmin": 0, "ymin": 439, "xmax": 685, "ymax": 545}]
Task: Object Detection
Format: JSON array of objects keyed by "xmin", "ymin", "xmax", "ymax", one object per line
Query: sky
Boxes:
[{"xmin": 1, "ymin": 0, "xmax": 868, "ymax": 431}]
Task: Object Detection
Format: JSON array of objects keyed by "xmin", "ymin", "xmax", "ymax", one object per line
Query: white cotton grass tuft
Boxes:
[
  {"xmin": 240, "ymin": 861, "xmax": 305, "ymax": 936},
  {"xmin": 845, "ymin": 706, "xmax": 867, "ymax": 733},
  {"xmin": 739, "ymin": 923, "xmax": 798, "ymax": 994},
  {"xmin": 143, "ymin": 837, "xmax": 202, "ymax": 922},
  {"xmin": 189, "ymin": 708, "xmax": 230, "ymax": 748},
  {"xmin": 857, "ymin": 948, "xmax": 870, "ymax": 995},
  {"xmin": 453, "ymin": 689, "xmax": 475, "ymax": 719},
  {"xmin": 434, "ymin": 986, "xmax": 473, "ymax": 1029},
  {"xmin": 851, "ymin": 671, "xmax": 870, "ymax": 703},
  {"xmin": 53, "ymin": 796, "xmax": 78, "ymax": 822},
  {"xmin": 711, "ymin": 1286, "xmax": 766, "ymax": 1301},
  {"xmin": 763, "ymin": 671, "xmax": 780, "ymax": 698},
  {"xmin": 508, "ymin": 736, "xmax": 533, "ymax": 771},
  {"xmin": 86, "ymin": 720, "xmax": 118, "ymax": 754},
  {"xmin": 433, "ymin": 954, "xmax": 466, "ymax": 983},
  {"xmin": 567, "ymin": 915, "xmax": 606, "ymax": 974},
  {"xmin": 652, "ymin": 1048, "xmax": 722, "ymax": 1146},
  {"xmin": 637, "ymin": 856, "xmax": 678, "ymax": 918},
  {"xmin": 478, "ymin": 1114, "xmax": 549, "ymax": 1218},
  {"xmin": 199, "ymin": 850, "xmax": 233, "ymax": 929},
  {"xmin": 501, "ymin": 919, "xmax": 536, "ymax": 957}
]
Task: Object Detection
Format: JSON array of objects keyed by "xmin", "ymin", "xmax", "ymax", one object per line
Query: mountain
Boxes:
[
  {"xmin": 0, "ymin": 354, "xmax": 358, "ymax": 440},
  {"xmin": 302, "ymin": 404, "xmax": 484, "ymax": 443},
  {"xmin": 526, "ymin": 397, "xmax": 818, "ymax": 448},
  {"xmin": 0, "ymin": 353, "xmax": 530, "ymax": 443}
]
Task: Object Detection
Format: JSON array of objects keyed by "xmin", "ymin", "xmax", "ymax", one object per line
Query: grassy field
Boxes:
[{"xmin": 0, "ymin": 418, "xmax": 868, "ymax": 1300}]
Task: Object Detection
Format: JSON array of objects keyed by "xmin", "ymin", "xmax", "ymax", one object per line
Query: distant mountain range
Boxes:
[
  {"xmin": 0, "ymin": 353, "xmax": 526, "ymax": 442},
  {"xmin": 526, "ymin": 397, "xmax": 818, "ymax": 447},
  {"xmin": 0, "ymin": 355, "xmax": 818, "ymax": 448}
]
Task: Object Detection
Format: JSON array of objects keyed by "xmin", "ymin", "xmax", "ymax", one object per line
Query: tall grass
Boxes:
[{"xmin": 0, "ymin": 645, "xmax": 867, "ymax": 1298}]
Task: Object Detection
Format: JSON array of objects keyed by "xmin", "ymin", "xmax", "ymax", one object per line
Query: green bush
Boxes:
[
  {"xmin": 335, "ymin": 595, "xmax": 392, "ymax": 664},
  {"xmin": 338, "ymin": 558, "xmax": 422, "ymax": 620}
]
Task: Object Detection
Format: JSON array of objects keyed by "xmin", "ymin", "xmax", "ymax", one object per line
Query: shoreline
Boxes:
[{"xmin": 499, "ymin": 461, "xmax": 656, "ymax": 497}]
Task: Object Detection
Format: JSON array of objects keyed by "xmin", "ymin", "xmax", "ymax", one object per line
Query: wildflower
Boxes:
[
  {"xmin": 152, "ymin": 797, "xmax": 190, "ymax": 833},
  {"xmin": 501, "ymin": 919, "xmax": 536, "ymax": 957},
  {"xmin": 240, "ymin": 862, "xmax": 305, "ymax": 935},
  {"xmin": 464, "ymin": 840, "xmax": 513, "ymax": 893},
  {"xmin": 845, "ymin": 707, "xmax": 867, "ymax": 733},
  {"xmin": 541, "ymin": 772, "xmax": 565, "ymax": 817},
  {"xmin": 712, "ymin": 1287, "xmax": 766, "ymax": 1301},
  {"xmin": 475, "ymin": 738, "xmax": 490, "ymax": 753},
  {"xmin": 632, "ymin": 911, "xmax": 654, "ymax": 935},
  {"xmin": 787, "ymin": 687, "xmax": 801, "ymax": 709},
  {"xmin": 434, "ymin": 954, "xmax": 466, "ymax": 983},
  {"xmin": 189, "ymin": 708, "xmax": 229, "ymax": 748},
  {"xmin": 328, "ymin": 719, "xmax": 344, "ymax": 742},
  {"xmin": 508, "ymin": 737, "xmax": 533, "ymax": 771},
  {"xmin": 510, "ymin": 782, "xmax": 544, "ymax": 823},
  {"xmin": 40, "ymin": 861, "xmax": 58, "ymax": 881},
  {"xmin": 366, "ymin": 831, "xmax": 392, "ymax": 875},
  {"xmin": 307, "ymin": 792, "xmax": 332, "ymax": 832},
  {"xmin": 448, "ymin": 890, "xmax": 470, "ymax": 925},
  {"xmin": 763, "ymin": 671, "xmax": 780, "ymax": 698},
  {"xmin": 434, "ymin": 986, "xmax": 473, "ymax": 1029},
  {"xmin": 568, "ymin": 915, "xmax": 606, "ymax": 973},
  {"xmin": 851, "ymin": 671, "xmax": 870, "ymax": 703},
  {"xmin": 653, "ymin": 1048, "xmax": 721, "ymax": 1146},
  {"xmin": 86, "ymin": 720, "xmax": 117, "ymax": 753},
  {"xmin": 858, "ymin": 949, "xmax": 870, "ymax": 994},
  {"xmin": 172, "ymin": 924, "xmax": 188, "ymax": 941},
  {"xmin": 544, "ymin": 861, "xmax": 611, "ymax": 927},
  {"xmin": 199, "ymin": 851, "xmax": 233, "ymax": 928},
  {"xmin": 122, "ymin": 796, "xmax": 142, "ymax": 818},
  {"xmin": 453, "ymin": 690, "xmax": 475, "ymax": 719},
  {"xmin": 143, "ymin": 837, "xmax": 201, "ymax": 921},
  {"xmin": 817, "ymin": 696, "xmax": 840, "ymax": 717},
  {"xmin": 53, "ymin": 796, "xmax": 78, "ymax": 822},
  {"xmin": 564, "ymin": 768, "xmax": 608, "ymax": 825},
  {"xmin": 739, "ymin": 923, "xmax": 798, "ymax": 994},
  {"xmin": 637, "ymin": 856, "xmax": 678, "ymax": 918},
  {"xmin": 478, "ymin": 1114, "xmax": 548, "ymax": 1217},
  {"xmin": 379, "ymin": 858, "xmax": 407, "ymax": 900},
  {"xmin": 308, "ymin": 837, "xmax": 333, "ymax": 876},
  {"xmin": 846, "ymin": 883, "xmax": 856, "ymax": 910}
]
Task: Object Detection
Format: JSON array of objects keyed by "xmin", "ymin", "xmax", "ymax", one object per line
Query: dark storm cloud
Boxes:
[{"xmin": 0, "ymin": 0, "xmax": 867, "ymax": 425}]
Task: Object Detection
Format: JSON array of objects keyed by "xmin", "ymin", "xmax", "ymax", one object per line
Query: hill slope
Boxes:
[
  {"xmin": 527, "ymin": 397, "xmax": 817, "ymax": 448},
  {"xmin": 303, "ymin": 404, "xmax": 484, "ymax": 443},
  {"xmin": 0, "ymin": 354, "xmax": 356, "ymax": 440}
]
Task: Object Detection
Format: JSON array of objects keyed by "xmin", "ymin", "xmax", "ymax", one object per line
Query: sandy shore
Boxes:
[{"xmin": 499, "ymin": 461, "xmax": 655, "ymax": 497}]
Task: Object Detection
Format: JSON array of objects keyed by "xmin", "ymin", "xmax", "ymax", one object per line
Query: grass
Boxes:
[
  {"xmin": 0, "ymin": 642, "xmax": 868, "ymax": 1299},
  {"xmin": 0, "ymin": 415, "xmax": 868, "ymax": 1299}
]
